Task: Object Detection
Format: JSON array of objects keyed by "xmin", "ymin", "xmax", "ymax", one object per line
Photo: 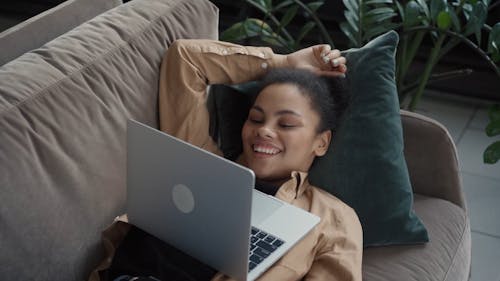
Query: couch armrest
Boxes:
[{"xmin": 401, "ymin": 110, "xmax": 466, "ymax": 210}]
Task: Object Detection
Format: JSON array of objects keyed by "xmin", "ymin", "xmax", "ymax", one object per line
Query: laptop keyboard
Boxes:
[{"xmin": 248, "ymin": 227, "xmax": 285, "ymax": 272}]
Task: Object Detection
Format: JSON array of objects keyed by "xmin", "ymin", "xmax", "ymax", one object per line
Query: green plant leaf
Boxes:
[
  {"xmin": 340, "ymin": 22, "xmax": 359, "ymax": 46},
  {"xmin": 464, "ymin": 1, "xmax": 487, "ymax": 43},
  {"xmin": 488, "ymin": 104, "xmax": 500, "ymax": 121},
  {"xmin": 297, "ymin": 22, "xmax": 316, "ymax": 43},
  {"xmin": 365, "ymin": 0, "xmax": 394, "ymax": 4},
  {"xmin": 437, "ymin": 11, "xmax": 452, "ymax": 29},
  {"xmin": 241, "ymin": 18, "xmax": 276, "ymax": 38},
  {"xmin": 260, "ymin": 34, "xmax": 286, "ymax": 47},
  {"xmin": 483, "ymin": 141, "xmax": 500, "ymax": 164},
  {"xmin": 274, "ymin": 0, "xmax": 294, "ymax": 11},
  {"xmin": 364, "ymin": 7, "xmax": 397, "ymax": 26},
  {"xmin": 363, "ymin": 22, "xmax": 401, "ymax": 40},
  {"xmin": 343, "ymin": 0, "xmax": 358, "ymax": 14},
  {"xmin": 280, "ymin": 5, "xmax": 299, "ymax": 28},
  {"xmin": 430, "ymin": 0, "xmax": 447, "ymax": 23},
  {"xmin": 463, "ymin": 3, "xmax": 473, "ymax": 20},
  {"xmin": 404, "ymin": 1, "xmax": 423, "ymax": 28},
  {"xmin": 488, "ymin": 22, "xmax": 500, "ymax": 62},
  {"xmin": 307, "ymin": 1, "xmax": 324, "ymax": 12},
  {"xmin": 263, "ymin": 0, "xmax": 272, "ymax": 10},
  {"xmin": 415, "ymin": 0, "xmax": 430, "ymax": 19},
  {"xmin": 448, "ymin": 7, "xmax": 461, "ymax": 31},
  {"xmin": 486, "ymin": 120, "xmax": 500, "ymax": 137},
  {"xmin": 345, "ymin": 10, "xmax": 360, "ymax": 33},
  {"xmin": 365, "ymin": 7, "xmax": 396, "ymax": 17},
  {"xmin": 220, "ymin": 22, "xmax": 247, "ymax": 42},
  {"xmin": 248, "ymin": 0, "xmax": 267, "ymax": 10},
  {"xmin": 396, "ymin": 0, "xmax": 405, "ymax": 20},
  {"xmin": 365, "ymin": 11, "xmax": 398, "ymax": 25}
]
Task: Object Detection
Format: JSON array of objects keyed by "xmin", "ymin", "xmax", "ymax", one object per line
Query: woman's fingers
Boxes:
[
  {"xmin": 295, "ymin": 44, "xmax": 347, "ymax": 77},
  {"xmin": 319, "ymin": 49, "xmax": 346, "ymax": 70},
  {"xmin": 317, "ymin": 51, "xmax": 347, "ymax": 78},
  {"xmin": 320, "ymin": 49, "xmax": 339, "ymax": 64},
  {"xmin": 321, "ymin": 50, "xmax": 345, "ymax": 65},
  {"xmin": 313, "ymin": 44, "xmax": 331, "ymax": 64},
  {"xmin": 330, "ymin": 56, "xmax": 346, "ymax": 68},
  {"xmin": 337, "ymin": 63, "xmax": 347, "ymax": 73},
  {"xmin": 319, "ymin": 45, "xmax": 332, "ymax": 58}
]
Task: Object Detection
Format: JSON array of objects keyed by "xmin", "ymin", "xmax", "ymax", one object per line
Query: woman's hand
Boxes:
[{"xmin": 286, "ymin": 44, "xmax": 346, "ymax": 78}]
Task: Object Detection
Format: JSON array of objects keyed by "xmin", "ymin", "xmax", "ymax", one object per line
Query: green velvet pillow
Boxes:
[{"xmin": 208, "ymin": 31, "xmax": 429, "ymax": 246}]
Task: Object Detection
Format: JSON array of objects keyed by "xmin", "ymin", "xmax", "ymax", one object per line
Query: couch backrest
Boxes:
[
  {"xmin": 0, "ymin": 0, "xmax": 123, "ymax": 66},
  {"xmin": 0, "ymin": 0, "xmax": 218, "ymax": 280}
]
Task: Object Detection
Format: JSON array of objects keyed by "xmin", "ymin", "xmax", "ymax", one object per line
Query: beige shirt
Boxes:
[{"xmin": 158, "ymin": 39, "xmax": 363, "ymax": 281}]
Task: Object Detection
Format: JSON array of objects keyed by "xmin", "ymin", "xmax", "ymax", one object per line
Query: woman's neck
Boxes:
[{"xmin": 236, "ymin": 154, "xmax": 290, "ymax": 188}]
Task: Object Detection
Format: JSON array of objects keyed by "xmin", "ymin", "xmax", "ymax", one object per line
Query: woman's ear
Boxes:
[{"xmin": 314, "ymin": 130, "xmax": 332, "ymax": 156}]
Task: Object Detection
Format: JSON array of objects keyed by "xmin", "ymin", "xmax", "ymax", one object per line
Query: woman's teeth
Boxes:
[{"xmin": 253, "ymin": 145, "xmax": 280, "ymax": 155}]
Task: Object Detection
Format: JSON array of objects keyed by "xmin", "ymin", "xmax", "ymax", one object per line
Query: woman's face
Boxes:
[{"xmin": 241, "ymin": 83, "xmax": 331, "ymax": 186}]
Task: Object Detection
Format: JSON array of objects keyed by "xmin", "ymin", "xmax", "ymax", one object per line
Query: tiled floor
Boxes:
[{"xmin": 413, "ymin": 90, "xmax": 500, "ymax": 281}]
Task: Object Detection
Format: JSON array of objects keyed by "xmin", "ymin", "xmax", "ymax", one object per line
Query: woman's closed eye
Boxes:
[
  {"xmin": 278, "ymin": 117, "xmax": 302, "ymax": 129},
  {"xmin": 248, "ymin": 117, "xmax": 264, "ymax": 124},
  {"xmin": 279, "ymin": 123, "xmax": 297, "ymax": 128}
]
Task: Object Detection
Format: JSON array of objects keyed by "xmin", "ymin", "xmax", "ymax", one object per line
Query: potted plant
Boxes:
[
  {"xmin": 485, "ymin": 104, "xmax": 500, "ymax": 164},
  {"xmin": 219, "ymin": 0, "xmax": 499, "ymax": 110}
]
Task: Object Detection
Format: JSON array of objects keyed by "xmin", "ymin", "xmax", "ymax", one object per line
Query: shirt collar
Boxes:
[
  {"xmin": 274, "ymin": 171, "xmax": 310, "ymax": 203},
  {"xmin": 236, "ymin": 154, "xmax": 310, "ymax": 201}
]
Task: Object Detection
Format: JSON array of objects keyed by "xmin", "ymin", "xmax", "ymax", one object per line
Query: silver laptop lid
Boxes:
[{"xmin": 127, "ymin": 119, "xmax": 254, "ymax": 281}]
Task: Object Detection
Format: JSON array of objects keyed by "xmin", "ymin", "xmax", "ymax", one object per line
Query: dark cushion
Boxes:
[{"xmin": 209, "ymin": 31, "xmax": 428, "ymax": 246}]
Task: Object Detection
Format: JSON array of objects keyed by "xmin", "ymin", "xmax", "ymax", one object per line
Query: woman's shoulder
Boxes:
[
  {"xmin": 306, "ymin": 183, "xmax": 360, "ymax": 225},
  {"xmin": 305, "ymin": 182, "xmax": 363, "ymax": 251}
]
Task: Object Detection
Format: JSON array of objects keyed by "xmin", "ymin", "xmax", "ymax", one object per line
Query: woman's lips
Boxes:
[{"xmin": 252, "ymin": 144, "xmax": 281, "ymax": 157}]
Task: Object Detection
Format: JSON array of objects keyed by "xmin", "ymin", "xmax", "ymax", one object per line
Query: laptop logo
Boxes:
[{"xmin": 172, "ymin": 184, "xmax": 195, "ymax": 214}]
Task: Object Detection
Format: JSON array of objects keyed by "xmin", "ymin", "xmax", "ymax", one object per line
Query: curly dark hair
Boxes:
[{"xmin": 257, "ymin": 68, "xmax": 348, "ymax": 133}]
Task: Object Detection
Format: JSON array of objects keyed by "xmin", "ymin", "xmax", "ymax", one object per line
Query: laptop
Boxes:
[{"xmin": 126, "ymin": 119, "xmax": 320, "ymax": 281}]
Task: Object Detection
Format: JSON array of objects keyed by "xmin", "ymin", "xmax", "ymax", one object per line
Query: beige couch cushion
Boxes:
[
  {"xmin": 363, "ymin": 194, "xmax": 471, "ymax": 281},
  {"xmin": 0, "ymin": 0, "xmax": 218, "ymax": 280},
  {"xmin": 0, "ymin": 0, "xmax": 122, "ymax": 66}
]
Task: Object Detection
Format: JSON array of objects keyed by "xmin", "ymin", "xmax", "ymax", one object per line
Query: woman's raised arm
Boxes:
[{"xmin": 158, "ymin": 39, "xmax": 346, "ymax": 152}]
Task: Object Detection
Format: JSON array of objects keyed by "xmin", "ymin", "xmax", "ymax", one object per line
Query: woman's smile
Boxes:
[{"xmin": 252, "ymin": 141, "xmax": 282, "ymax": 157}]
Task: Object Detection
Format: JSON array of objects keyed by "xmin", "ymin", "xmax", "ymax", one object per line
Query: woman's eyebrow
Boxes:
[{"xmin": 252, "ymin": 105, "xmax": 302, "ymax": 117}]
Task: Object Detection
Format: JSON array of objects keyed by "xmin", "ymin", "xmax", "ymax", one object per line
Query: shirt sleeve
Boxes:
[
  {"xmin": 158, "ymin": 39, "xmax": 289, "ymax": 153},
  {"xmin": 304, "ymin": 205, "xmax": 363, "ymax": 281}
]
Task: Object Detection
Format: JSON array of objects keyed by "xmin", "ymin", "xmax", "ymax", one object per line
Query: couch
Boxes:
[
  {"xmin": 0, "ymin": 0, "xmax": 471, "ymax": 280},
  {"xmin": 0, "ymin": 0, "xmax": 122, "ymax": 66}
]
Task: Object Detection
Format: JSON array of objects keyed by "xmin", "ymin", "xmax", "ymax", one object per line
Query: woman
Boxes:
[{"xmin": 155, "ymin": 40, "xmax": 363, "ymax": 281}]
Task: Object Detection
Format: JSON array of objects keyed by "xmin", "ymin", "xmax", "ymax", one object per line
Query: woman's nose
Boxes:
[{"xmin": 256, "ymin": 124, "xmax": 275, "ymax": 139}]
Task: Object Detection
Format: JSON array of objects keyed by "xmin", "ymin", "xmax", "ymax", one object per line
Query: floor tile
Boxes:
[
  {"xmin": 457, "ymin": 129, "xmax": 500, "ymax": 179},
  {"xmin": 470, "ymin": 232, "xmax": 500, "ymax": 281},
  {"xmin": 462, "ymin": 172, "xmax": 500, "ymax": 236},
  {"xmin": 469, "ymin": 106, "xmax": 492, "ymax": 131},
  {"xmin": 413, "ymin": 95, "xmax": 476, "ymax": 143}
]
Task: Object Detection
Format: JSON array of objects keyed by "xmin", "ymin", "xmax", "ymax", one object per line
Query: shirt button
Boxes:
[
  {"xmin": 222, "ymin": 49, "xmax": 228, "ymax": 55},
  {"xmin": 261, "ymin": 62, "xmax": 268, "ymax": 69}
]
